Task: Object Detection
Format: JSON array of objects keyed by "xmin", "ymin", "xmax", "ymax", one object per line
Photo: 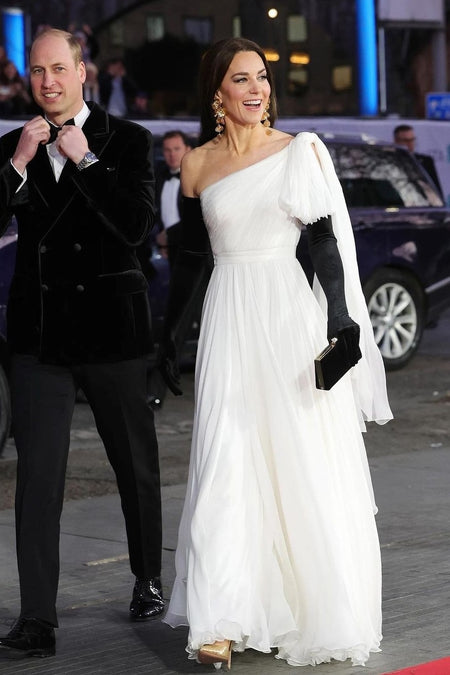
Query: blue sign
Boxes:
[{"xmin": 426, "ymin": 92, "xmax": 450, "ymax": 120}]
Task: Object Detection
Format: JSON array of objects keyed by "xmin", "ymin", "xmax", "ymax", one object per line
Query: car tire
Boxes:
[
  {"xmin": 363, "ymin": 268, "xmax": 425, "ymax": 370},
  {"xmin": 0, "ymin": 364, "xmax": 11, "ymax": 456}
]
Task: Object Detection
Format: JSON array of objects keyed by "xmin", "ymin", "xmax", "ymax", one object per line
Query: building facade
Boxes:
[
  {"xmin": 94, "ymin": 0, "xmax": 361, "ymax": 117},
  {"xmin": 8, "ymin": 0, "xmax": 450, "ymax": 118}
]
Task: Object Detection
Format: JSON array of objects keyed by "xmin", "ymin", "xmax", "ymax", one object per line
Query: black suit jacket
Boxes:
[
  {"xmin": 415, "ymin": 152, "xmax": 443, "ymax": 198},
  {"xmin": 0, "ymin": 102, "xmax": 155, "ymax": 364}
]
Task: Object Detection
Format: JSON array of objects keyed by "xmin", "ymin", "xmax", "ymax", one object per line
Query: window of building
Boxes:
[
  {"xmin": 183, "ymin": 17, "xmax": 212, "ymax": 44},
  {"xmin": 287, "ymin": 66, "xmax": 308, "ymax": 96},
  {"xmin": 290, "ymin": 52, "xmax": 310, "ymax": 66},
  {"xmin": 147, "ymin": 15, "xmax": 164, "ymax": 41},
  {"xmin": 233, "ymin": 16, "xmax": 241, "ymax": 37},
  {"xmin": 109, "ymin": 20, "xmax": 124, "ymax": 46},
  {"xmin": 287, "ymin": 50, "xmax": 309, "ymax": 96},
  {"xmin": 332, "ymin": 65, "xmax": 352, "ymax": 91},
  {"xmin": 265, "ymin": 49, "xmax": 280, "ymax": 62},
  {"xmin": 287, "ymin": 15, "xmax": 307, "ymax": 42}
]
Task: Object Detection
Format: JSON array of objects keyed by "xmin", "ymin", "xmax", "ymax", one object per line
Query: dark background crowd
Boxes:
[{"xmin": 0, "ymin": 24, "xmax": 151, "ymax": 119}]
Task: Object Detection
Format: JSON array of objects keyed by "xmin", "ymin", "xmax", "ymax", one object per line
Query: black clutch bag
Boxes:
[{"xmin": 314, "ymin": 338, "xmax": 352, "ymax": 391}]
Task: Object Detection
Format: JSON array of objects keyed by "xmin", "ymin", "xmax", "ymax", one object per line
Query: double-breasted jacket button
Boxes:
[
  {"xmin": 75, "ymin": 284, "xmax": 85, "ymax": 292},
  {"xmin": 41, "ymin": 284, "xmax": 49, "ymax": 292},
  {"xmin": 40, "ymin": 245, "xmax": 47, "ymax": 254},
  {"xmin": 73, "ymin": 243, "xmax": 82, "ymax": 252}
]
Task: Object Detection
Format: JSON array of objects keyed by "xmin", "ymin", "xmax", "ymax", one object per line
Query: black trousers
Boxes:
[
  {"xmin": 10, "ymin": 354, "xmax": 162, "ymax": 627},
  {"xmin": 166, "ymin": 223, "xmax": 181, "ymax": 270}
]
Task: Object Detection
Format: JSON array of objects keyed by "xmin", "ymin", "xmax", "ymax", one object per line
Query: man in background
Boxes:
[
  {"xmin": 154, "ymin": 130, "xmax": 192, "ymax": 268},
  {"xmin": 393, "ymin": 123, "xmax": 443, "ymax": 198},
  {"xmin": 99, "ymin": 58, "xmax": 137, "ymax": 117},
  {"xmin": 148, "ymin": 131, "xmax": 200, "ymax": 411}
]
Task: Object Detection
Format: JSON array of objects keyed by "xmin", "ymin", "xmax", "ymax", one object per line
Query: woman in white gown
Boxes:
[{"xmin": 158, "ymin": 38, "xmax": 392, "ymax": 669}]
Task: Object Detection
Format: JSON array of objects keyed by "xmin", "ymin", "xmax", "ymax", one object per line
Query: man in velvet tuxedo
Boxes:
[{"xmin": 0, "ymin": 29, "xmax": 164, "ymax": 659}]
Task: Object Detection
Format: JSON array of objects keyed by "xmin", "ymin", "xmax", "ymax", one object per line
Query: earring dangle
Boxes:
[
  {"xmin": 261, "ymin": 100, "xmax": 271, "ymax": 128},
  {"xmin": 212, "ymin": 97, "xmax": 225, "ymax": 136}
]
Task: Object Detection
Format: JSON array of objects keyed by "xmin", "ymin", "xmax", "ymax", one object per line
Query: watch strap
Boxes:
[{"xmin": 76, "ymin": 151, "xmax": 99, "ymax": 171}]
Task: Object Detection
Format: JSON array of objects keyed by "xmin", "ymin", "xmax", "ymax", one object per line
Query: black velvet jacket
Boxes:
[{"xmin": 0, "ymin": 102, "xmax": 155, "ymax": 364}]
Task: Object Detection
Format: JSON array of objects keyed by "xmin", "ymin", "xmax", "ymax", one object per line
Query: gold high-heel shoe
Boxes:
[{"xmin": 198, "ymin": 639, "xmax": 232, "ymax": 670}]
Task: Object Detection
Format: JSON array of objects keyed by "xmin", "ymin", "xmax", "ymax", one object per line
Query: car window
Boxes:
[
  {"xmin": 339, "ymin": 177, "xmax": 403, "ymax": 208},
  {"xmin": 328, "ymin": 143, "xmax": 443, "ymax": 208}
]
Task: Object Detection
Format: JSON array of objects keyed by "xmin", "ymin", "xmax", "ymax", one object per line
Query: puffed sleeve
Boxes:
[{"xmin": 279, "ymin": 131, "xmax": 335, "ymax": 224}]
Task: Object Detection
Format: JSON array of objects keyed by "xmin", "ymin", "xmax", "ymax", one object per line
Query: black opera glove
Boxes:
[
  {"xmin": 306, "ymin": 215, "xmax": 362, "ymax": 366},
  {"xmin": 156, "ymin": 196, "xmax": 210, "ymax": 396},
  {"xmin": 335, "ymin": 323, "xmax": 362, "ymax": 368}
]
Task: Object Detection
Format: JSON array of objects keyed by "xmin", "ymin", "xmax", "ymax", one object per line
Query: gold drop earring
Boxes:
[
  {"xmin": 212, "ymin": 96, "xmax": 225, "ymax": 137},
  {"xmin": 261, "ymin": 100, "xmax": 271, "ymax": 127}
]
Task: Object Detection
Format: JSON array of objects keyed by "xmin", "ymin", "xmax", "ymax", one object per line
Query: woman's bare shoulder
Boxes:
[
  {"xmin": 267, "ymin": 129, "xmax": 295, "ymax": 153},
  {"xmin": 182, "ymin": 143, "xmax": 213, "ymax": 169},
  {"xmin": 269, "ymin": 128, "xmax": 294, "ymax": 142},
  {"xmin": 180, "ymin": 142, "xmax": 218, "ymax": 196}
]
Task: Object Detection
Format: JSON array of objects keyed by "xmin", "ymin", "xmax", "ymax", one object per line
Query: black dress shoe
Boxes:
[
  {"xmin": 129, "ymin": 577, "xmax": 165, "ymax": 621},
  {"xmin": 0, "ymin": 617, "xmax": 55, "ymax": 659}
]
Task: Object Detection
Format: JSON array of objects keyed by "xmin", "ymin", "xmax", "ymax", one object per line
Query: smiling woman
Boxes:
[
  {"xmin": 216, "ymin": 52, "xmax": 271, "ymax": 123},
  {"xmin": 157, "ymin": 36, "xmax": 391, "ymax": 670},
  {"xmin": 198, "ymin": 37, "xmax": 277, "ymax": 146}
]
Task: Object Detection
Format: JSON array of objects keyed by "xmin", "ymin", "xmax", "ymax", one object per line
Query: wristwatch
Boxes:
[{"xmin": 76, "ymin": 151, "xmax": 99, "ymax": 171}]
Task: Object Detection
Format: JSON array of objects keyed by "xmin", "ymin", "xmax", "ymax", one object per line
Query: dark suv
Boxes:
[
  {"xmin": 1, "ymin": 132, "xmax": 450, "ymax": 454},
  {"xmin": 321, "ymin": 133, "xmax": 450, "ymax": 368}
]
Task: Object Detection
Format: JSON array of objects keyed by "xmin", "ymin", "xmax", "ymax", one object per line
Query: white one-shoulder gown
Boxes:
[{"xmin": 163, "ymin": 132, "xmax": 392, "ymax": 667}]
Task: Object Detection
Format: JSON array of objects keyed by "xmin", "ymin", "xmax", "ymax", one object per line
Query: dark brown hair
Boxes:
[
  {"xmin": 394, "ymin": 124, "xmax": 414, "ymax": 135},
  {"xmin": 198, "ymin": 37, "xmax": 277, "ymax": 145}
]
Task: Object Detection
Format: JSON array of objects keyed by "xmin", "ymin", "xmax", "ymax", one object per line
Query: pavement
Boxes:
[{"xmin": 0, "ymin": 317, "xmax": 450, "ymax": 674}]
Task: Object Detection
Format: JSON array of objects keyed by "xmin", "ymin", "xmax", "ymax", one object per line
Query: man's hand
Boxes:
[
  {"xmin": 11, "ymin": 116, "xmax": 52, "ymax": 174},
  {"xmin": 55, "ymin": 125, "xmax": 89, "ymax": 165}
]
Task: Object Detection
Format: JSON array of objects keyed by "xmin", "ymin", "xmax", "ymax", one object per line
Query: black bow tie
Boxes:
[
  {"xmin": 46, "ymin": 118, "xmax": 75, "ymax": 144},
  {"xmin": 169, "ymin": 170, "xmax": 180, "ymax": 179}
]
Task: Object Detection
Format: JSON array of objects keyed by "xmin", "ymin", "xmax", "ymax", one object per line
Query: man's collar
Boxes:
[
  {"xmin": 45, "ymin": 102, "xmax": 90, "ymax": 129},
  {"xmin": 74, "ymin": 102, "xmax": 90, "ymax": 127}
]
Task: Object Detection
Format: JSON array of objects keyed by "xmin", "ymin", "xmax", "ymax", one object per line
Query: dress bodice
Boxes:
[{"xmin": 200, "ymin": 144, "xmax": 299, "ymax": 260}]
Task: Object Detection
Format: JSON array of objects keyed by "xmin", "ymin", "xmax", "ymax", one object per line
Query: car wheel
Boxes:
[
  {"xmin": 0, "ymin": 364, "xmax": 11, "ymax": 455},
  {"xmin": 363, "ymin": 268, "xmax": 425, "ymax": 370}
]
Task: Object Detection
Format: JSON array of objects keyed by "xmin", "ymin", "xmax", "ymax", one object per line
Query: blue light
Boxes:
[
  {"xmin": 356, "ymin": 0, "xmax": 378, "ymax": 116},
  {"xmin": 2, "ymin": 7, "xmax": 26, "ymax": 76}
]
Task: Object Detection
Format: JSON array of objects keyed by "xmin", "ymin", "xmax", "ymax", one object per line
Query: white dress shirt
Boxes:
[
  {"xmin": 160, "ymin": 174, "xmax": 180, "ymax": 229},
  {"xmin": 46, "ymin": 102, "xmax": 91, "ymax": 182}
]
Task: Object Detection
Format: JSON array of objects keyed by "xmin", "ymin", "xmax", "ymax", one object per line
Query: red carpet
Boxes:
[{"xmin": 382, "ymin": 657, "xmax": 450, "ymax": 674}]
